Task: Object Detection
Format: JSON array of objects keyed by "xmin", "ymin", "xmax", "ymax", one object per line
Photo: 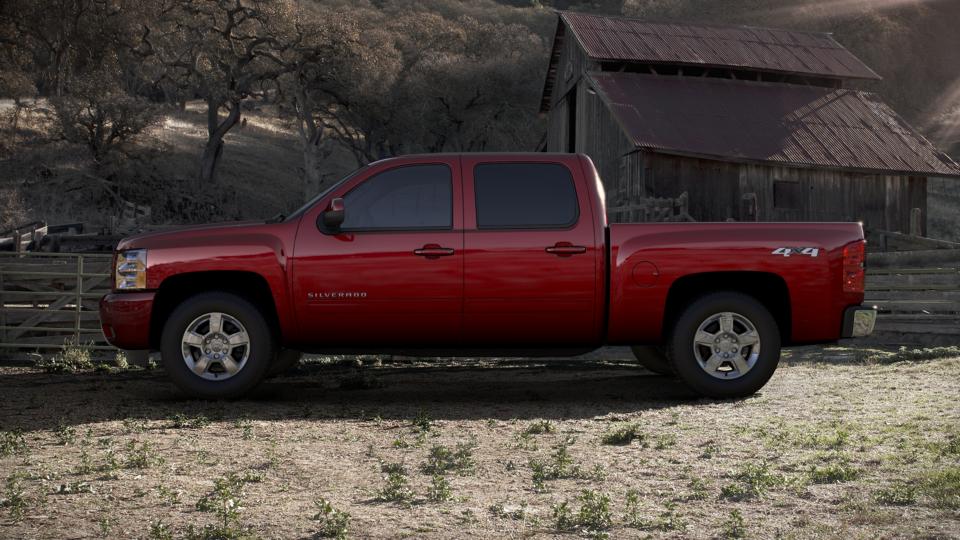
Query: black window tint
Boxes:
[
  {"xmin": 341, "ymin": 165, "xmax": 452, "ymax": 230},
  {"xmin": 474, "ymin": 163, "xmax": 578, "ymax": 229}
]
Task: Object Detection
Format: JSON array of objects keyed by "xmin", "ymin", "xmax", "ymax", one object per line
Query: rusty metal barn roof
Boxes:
[
  {"xmin": 562, "ymin": 12, "xmax": 881, "ymax": 80},
  {"xmin": 587, "ymin": 72, "xmax": 960, "ymax": 177}
]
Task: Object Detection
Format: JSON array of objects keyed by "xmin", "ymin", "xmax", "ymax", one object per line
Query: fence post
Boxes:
[
  {"xmin": 75, "ymin": 255, "xmax": 83, "ymax": 344},
  {"xmin": 0, "ymin": 264, "xmax": 5, "ymax": 344}
]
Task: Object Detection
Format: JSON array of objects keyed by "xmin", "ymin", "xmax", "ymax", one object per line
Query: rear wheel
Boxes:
[
  {"xmin": 666, "ymin": 292, "xmax": 780, "ymax": 399},
  {"xmin": 267, "ymin": 349, "xmax": 303, "ymax": 378},
  {"xmin": 630, "ymin": 345, "xmax": 673, "ymax": 375},
  {"xmin": 160, "ymin": 292, "xmax": 274, "ymax": 399}
]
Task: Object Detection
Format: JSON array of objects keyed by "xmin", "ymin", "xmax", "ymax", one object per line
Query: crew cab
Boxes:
[{"xmin": 99, "ymin": 153, "xmax": 876, "ymax": 399}]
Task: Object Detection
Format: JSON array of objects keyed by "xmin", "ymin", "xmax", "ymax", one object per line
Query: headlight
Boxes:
[{"xmin": 115, "ymin": 249, "xmax": 147, "ymax": 290}]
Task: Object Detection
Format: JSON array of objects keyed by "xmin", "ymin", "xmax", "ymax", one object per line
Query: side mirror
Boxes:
[{"xmin": 319, "ymin": 197, "xmax": 345, "ymax": 232}]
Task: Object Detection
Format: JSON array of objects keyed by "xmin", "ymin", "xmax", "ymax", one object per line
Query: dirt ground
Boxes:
[{"xmin": 0, "ymin": 346, "xmax": 958, "ymax": 539}]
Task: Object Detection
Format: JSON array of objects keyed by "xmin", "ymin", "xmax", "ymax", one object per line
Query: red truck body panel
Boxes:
[
  {"xmin": 607, "ymin": 222, "xmax": 865, "ymax": 345},
  {"xmin": 289, "ymin": 155, "xmax": 464, "ymax": 346},
  {"xmin": 100, "ymin": 153, "xmax": 866, "ymax": 353}
]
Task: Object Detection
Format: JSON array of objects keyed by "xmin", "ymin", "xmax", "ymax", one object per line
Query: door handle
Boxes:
[
  {"xmin": 545, "ymin": 242, "xmax": 587, "ymax": 257},
  {"xmin": 414, "ymin": 244, "xmax": 455, "ymax": 259}
]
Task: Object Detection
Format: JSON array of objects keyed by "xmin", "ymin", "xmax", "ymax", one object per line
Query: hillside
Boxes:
[
  {"xmin": 1, "ymin": 0, "xmax": 958, "ymax": 240},
  {"xmin": 0, "ymin": 101, "xmax": 358, "ymax": 232}
]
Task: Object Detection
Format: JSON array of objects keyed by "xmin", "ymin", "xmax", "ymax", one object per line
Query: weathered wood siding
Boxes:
[
  {"xmin": 542, "ymin": 18, "xmax": 929, "ymax": 232},
  {"xmin": 545, "ymin": 94, "xmax": 570, "ymax": 154},
  {"xmin": 573, "ymin": 81, "xmax": 637, "ymax": 209},
  {"xmin": 549, "ymin": 27, "xmax": 594, "ymax": 112},
  {"xmin": 632, "ymin": 153, "xmax": 927, "ymax": 232}
]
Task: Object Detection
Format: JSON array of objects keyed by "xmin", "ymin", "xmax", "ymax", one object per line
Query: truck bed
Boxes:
[{"xmin": 606, "ymin": 222, "xmax": 866, "ymax": 345}]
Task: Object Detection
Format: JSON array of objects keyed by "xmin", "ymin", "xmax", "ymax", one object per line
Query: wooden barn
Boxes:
[{"xmin": 540, "ymin": 12, "xmax": 960, "ymax": 233}]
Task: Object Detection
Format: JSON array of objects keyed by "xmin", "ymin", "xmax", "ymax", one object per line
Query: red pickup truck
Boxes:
[{"xmin": 100, "ymin": 153, "xmax": 876, "ymax": 399}]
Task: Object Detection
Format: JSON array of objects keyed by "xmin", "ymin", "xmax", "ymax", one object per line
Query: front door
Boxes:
[
  {"xmin": 461, "ymin": 158, "xmax": 599, "ymax": 346},
  {"xmin": 290, "ymin": 158, "xmax": 463, "ymax": 347}
]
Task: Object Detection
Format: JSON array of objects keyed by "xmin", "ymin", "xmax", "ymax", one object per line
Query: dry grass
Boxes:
[{"xmin": 0, "ymin": 346, "xmax": 958, "ymax": 538}]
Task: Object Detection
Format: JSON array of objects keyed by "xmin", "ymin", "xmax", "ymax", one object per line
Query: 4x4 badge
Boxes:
[{"xmin": 772, "ymin": 247, "xmax": 820, "ymax": 257}]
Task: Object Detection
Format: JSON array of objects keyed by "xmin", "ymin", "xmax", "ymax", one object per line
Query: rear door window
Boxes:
[{"xmin": 474, "ymin": 163, "xmax": 579, "ymax": 229}]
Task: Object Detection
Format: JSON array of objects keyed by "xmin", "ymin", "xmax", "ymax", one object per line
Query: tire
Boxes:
[
  {"xmin": 267, "ymin": 348, "xmax": 303, "ymax": 378},
  {"xmin": 665, "ymin": 292, "xmax": 780, "ymax": 399},
  {"xmin": 160, "ymin": 292, "xmax": 274, "ymax": 399},
  {"xmin": 630, "ymin": 345, "xmax": 673, "ymax": 375}
]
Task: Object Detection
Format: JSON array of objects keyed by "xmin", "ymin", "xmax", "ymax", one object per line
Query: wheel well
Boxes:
[
  {"xmin": 149, "ymin": 271, "xmax": 280, "ymax": 349},
  {"xmin": 663, "ymin": 272, "xmax": 792, "ymax": 343}
]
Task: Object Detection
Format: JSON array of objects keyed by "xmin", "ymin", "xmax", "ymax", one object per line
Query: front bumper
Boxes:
[
  {"xmin": 99, "ymin": 292, "xmax": 156, "ymax": 349},
  {"xmin": 841, "ymin": 305, "xmax": 877, "ymax": 338}
]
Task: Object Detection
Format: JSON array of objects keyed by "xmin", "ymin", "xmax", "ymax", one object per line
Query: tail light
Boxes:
[{"xmin": 842, "ymin": 240, "xmax": 865, "ymax": 293}]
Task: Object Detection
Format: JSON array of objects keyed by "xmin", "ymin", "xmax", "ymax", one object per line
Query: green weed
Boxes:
[
  {"xmin": 720, "ymin": 462, "xmax": 784, "ymax": 501},
  {"xmin": 808, "ymin": 454, "xmax": 860, "ymax": 484},
  {"xmin": 1, "ymin": 473, "xmax": 28, "ymax": 521},
  {"xmin": 420, "ymin": 441, "xmax": 476, "ymax": 475},
  {"xmin": 523, "ymin": 420, "xmax": 555, "ymax": 435},
  {"xmin": 54, "ymin": 420, "xmax": 77, "ymax": 445},
  {"xmin": 427, "ymin": 474, "xmax": 453, "ymax": 502},
  {"xmin": 313, "ymin": 497, "xmax": 350, "ymax": 539},
  {"xmin": 376, "ymin": 463, "xmax": 414, "ymax": 504},
  {"xmin": 721, "ymin": 509, "xmax": 748, "ymax": 539},
  {"xmin": 600, "ymin": 422, "xmax": 645, "ymax": 446},
  {"xmin": 553, "ymin": 489, "xmax": 612, "ymax": 539},
  {"xmin": 874, "ymin": 483, "xmax": 917, "ymax": 506},
  {"xmin": 170, "ymin": 413, "xmax": 210, "ymax": 429},
  {"xmin": 0, "ymin": 430, "xmax": 27, "ymax": 456},
  {"xmin": 35, "ymin": 340, "xmax": 93, "ymax": 373},
  {"xmin": 921, "ymin": 467, "xmax": 960, "ymax": 509},
  {"xmin": 125, "ymin": 440, "xmax": 162, "ymax": 469}
]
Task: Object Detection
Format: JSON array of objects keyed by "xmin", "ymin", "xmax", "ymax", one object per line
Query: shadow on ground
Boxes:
[{"xmin": 0, "ymin": 354, "xmax": 709, "ymax": 431}]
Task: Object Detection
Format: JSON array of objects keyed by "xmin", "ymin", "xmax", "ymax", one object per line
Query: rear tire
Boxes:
[
  {"xmin": 630, "ymin": 345, "xmax": 673, "ymax": 375},
  {"xmin": 267, "ymin": 349, "xmax": 303, "ymax": 378},
  {"xmin": 160, "ymin": 292, "xmax": 274, "ymax": 399},
  {"xmin": 666, "ymin": 292, "xmax": 780, "ymax": 399}
]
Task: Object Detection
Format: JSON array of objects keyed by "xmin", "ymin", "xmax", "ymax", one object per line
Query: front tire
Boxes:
[
  {"xmin": 160, "ymin": 292, "xmax": 274, "ymax": 399},
  {"xmin": 630, "ymin": 346, "xmax": 673, "ymax": 375},
  {"xmin": 666, "ymin": 292, "xmax": 780, "ymax": 399}
]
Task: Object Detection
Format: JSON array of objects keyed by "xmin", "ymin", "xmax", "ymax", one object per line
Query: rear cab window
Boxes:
[{"xmin": 473, "ymin": 163, "xmax": 579, "ymax": 229}]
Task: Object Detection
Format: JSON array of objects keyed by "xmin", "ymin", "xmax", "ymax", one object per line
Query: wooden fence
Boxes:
[
  {"xmin": 0, "ymin": 252, "xmax": 113, "ymax": 351},
  {"xmin": 865, "ymin": 249, "xmax": 960, "ymax": 345},
  {"xmin": 0, "ymin": 221, "xmax": 47, "ymax": 253},
  {"xmin": 608, "ymin": 192, "xmax": 696, "ymax": 223}
]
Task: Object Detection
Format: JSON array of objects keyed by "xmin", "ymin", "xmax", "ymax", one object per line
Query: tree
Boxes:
[
  {"xmin": 140, "ymin": 0, "xmax": 290, "ymax": 185},
  {"xmin": 282, "ymin": 1, "xmax": 549, "ymax": 173},
  {"xmin": 0, "ymin": 68, "xmax": 37, "ymax": 139},
  {"xmin": 275, "ymin": 3, "xmax": 372, "ymax": 200},
  {"xmin": 51, "ymin": 65, "xmax": 160, "ymax": 164}
]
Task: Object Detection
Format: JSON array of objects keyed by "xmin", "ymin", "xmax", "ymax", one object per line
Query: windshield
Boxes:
[{"xmin": 281, "ymin": 165, "xmax": 367, "ymax": 222}]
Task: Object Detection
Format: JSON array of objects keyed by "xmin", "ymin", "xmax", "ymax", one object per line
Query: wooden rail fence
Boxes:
[
  {"xmin": 0, "ymin": 252, "xmax": 113, "ymax": 351},
  {"xmin": 865, "ymin": 249, "xmax": 960, "ymax": 345}
]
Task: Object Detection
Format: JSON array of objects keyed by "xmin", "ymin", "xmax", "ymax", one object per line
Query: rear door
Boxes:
[
  {"xmin": 461, "ymin": 157, "xmax": 598, "ymax": 346},
  {"xmin": 290, "ymin": 158, "xmax": 463, "ymax": 346}
]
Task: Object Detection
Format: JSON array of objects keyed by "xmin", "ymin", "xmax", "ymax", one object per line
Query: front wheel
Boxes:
[
  {"xmin": 160, "ymin": 292, "xmax": 274, "ymax": 399},
  {"xmin": 666, "ymin": 292, "xmax": 780, "ymax": 399},
  {"xmin": 630, "ymin": 346, "xmax": 673, "ymax": 375}
]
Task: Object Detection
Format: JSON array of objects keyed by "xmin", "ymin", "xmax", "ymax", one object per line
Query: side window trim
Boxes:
[
  {"xmin": 338, "ymin": 163, "xmax": 454, "ymax": 233},
  {"xmin": 473, "ymin": 162, "xmax": 580, "ymax": 231}
]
